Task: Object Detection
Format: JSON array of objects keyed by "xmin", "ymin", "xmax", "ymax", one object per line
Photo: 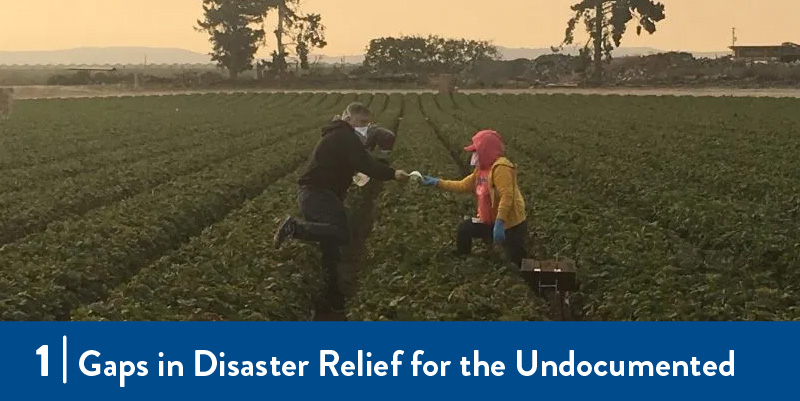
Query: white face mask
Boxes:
[
  {"xmin": 355, "ymin": 126, "xmax": 369, "ymax": 138},
  {"xmin": 470, "ymin": 152, "xmax": 479, "ymax": 166}
]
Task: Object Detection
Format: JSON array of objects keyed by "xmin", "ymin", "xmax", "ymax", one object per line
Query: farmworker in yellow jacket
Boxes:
[
  {"xmin": 421, "ymin": 129, "xmax": 528, "ymax": 267},
  {"xmin": 273, "ymin": 102, "xmax": 410, "ymax": 313}
]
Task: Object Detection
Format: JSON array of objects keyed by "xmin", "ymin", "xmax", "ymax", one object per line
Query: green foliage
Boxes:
[
  {"xmin": 196, "ymin": 0, "xmax": 272, "ymax": 79},
  {"xmin": 558, "ymin": 0, "xmax": 666, "ymax": 83},
  {"xmin": 363, "ymin": 35, "xmax": 500, "ymax": 75},
  {"xmin": 46, "ymin": 71, "xmax": 94, "ymax": 85},
  {"xmin": 444, "ymin": 93, "xmax": 800, "ymax": 321},
  {"xmin": 0, "ymin": 93, "xmax": 356, "ymax": 320},
  {"xmin": 291, "ymin": 12, "xmax": 327, "ymax": 70},
  {"xmin": 348, "ymin": 94, "xmax": 548, "ymax": 321},
  {"xmin": 4, "ymin": 92, "xmax": 800, "ymax": 321},
  {"xmin": 268, "ymin": 0, "xmax": 327, "ymax": 73}
]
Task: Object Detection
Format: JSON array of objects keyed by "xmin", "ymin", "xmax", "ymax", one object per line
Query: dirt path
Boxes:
[
  {"xmin": 313, "ymin": 181, "xmax": 384, "ymax": 321},
  {"xmin": 10, "ymin": 85, "xmax": 800, "ymax": 100}
]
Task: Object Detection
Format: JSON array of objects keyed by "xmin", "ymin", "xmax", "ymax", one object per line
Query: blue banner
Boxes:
[{"xmin": 0, "ymin": 323, "xmax": 793, "ymax": 399}]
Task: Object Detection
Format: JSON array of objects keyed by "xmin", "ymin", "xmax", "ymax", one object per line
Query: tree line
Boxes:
[
  {"xmin": 199, "ymin": 0, "xmax": 665, "ymax": 84},
  {"xmin": 363, "ymin": 36, "xmax": 500, "ymax": 75}
]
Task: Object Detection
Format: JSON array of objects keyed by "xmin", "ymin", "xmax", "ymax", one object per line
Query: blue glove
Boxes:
[
  {"xmin": 421, "ymin": 176, "xmax": 440, "ymax": 187},
  {"xmin": 493, "ymin": 219, "xmax": 506, "ymax": 243}
]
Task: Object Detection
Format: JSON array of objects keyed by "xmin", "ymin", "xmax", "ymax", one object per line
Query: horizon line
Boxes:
[{"xmin": 0, "ymin": 45, "xmax": 734, "ymax": 55}]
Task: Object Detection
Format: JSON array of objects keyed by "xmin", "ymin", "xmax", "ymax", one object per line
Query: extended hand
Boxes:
[
  {"xmin": 421, "ymin": 176, "xmax": 440, "ymax": 186},
  {"xmin": 493, "ymin": 219, "xmax": 506, "ymax": 243},
  {"xmin": 394, "ymin": 170, "xmax": 410, "ymax": 182}
]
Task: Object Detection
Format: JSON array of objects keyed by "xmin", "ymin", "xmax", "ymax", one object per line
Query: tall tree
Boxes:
[
  {"xmin": 269, "ymin": 0, "xmax": 327, "ymax": 73},
  {"xmin": 557, "ymin": 0, "xmax": 666, "ymax": 84},
  {"xmin": 196, "ymin": 0, "xmax": 272, "ymax": 79}
]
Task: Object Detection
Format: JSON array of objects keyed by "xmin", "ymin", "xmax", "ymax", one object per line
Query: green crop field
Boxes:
[{"xmin": 1, "ymin": 92, "xmax": 798, "ymax": 321}]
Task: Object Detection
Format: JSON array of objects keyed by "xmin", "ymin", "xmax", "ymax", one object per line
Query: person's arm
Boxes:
[
  {"xmin": 347, "ymin": 132, "xmax": 397, "ymax": 181},
  {"xmin": 493, "ymin": 165, "xmax": 517, "ymax": 223},
  {"xmin": 436, "ymin": 171, "xmax": 477, "ymax": 194}
]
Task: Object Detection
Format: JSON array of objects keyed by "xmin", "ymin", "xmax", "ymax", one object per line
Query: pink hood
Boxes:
[{"xmin": 464, "ymin": 130, "xmax": 504, "ymax": 170}]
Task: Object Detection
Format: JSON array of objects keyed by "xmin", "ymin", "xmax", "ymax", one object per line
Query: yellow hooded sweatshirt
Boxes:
[{"xmin": 437, "ymin": 157, "xmax": 527, "ymax": 229}]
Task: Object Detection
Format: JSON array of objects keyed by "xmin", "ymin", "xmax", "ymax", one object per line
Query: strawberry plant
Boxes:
[{"xmin": 3, "ymin": 92, "xmax": 799, "ymax": 321}]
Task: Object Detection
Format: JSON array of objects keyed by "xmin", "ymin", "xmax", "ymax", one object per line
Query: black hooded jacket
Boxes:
[{"xmin": 298, "ymin": 120, "xmax": 396, "ymax": 200}]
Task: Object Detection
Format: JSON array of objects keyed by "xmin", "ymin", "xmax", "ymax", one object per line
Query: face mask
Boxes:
[
  {"xmin": 470, "ymin": 152, "xmax": 479, "ymax": 166},
  {"xmin": 355, "ymin": 126, "xmax": 369, "ymax": 138},
  {"xmin": 375, "ymin": 149, "xmax": 392, "ymax": 161}
]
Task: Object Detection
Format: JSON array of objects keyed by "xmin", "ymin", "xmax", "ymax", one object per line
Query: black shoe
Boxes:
[{"xmin": 273, "ymin": 216, "xmax": 296, "ymax": 249}]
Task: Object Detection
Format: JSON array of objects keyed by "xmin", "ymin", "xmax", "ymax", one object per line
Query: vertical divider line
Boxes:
[{"xmin": 62, "ymin": 336, "xmax": 67, "ymax": 384}]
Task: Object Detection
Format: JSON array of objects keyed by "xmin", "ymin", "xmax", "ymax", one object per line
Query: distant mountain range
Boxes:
[
  {"xmin": 0, "ymin": 47, "xmax": 212, "ymax": 66},
  {"xmin": 293, "ymin": 46, "xmax": 731, "ymax": 65},
  {"xmin": 0, "ymin": 46, "xmax": 731, "ymax": 66},
  {"xmin": 499, "ymin": 46, "xmax": 729, "ymax": 60}
]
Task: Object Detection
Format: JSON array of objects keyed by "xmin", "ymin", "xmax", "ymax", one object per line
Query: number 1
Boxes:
[{"xmin": 36, "ymin": 345, "xmax": 48, "ymax": 376}]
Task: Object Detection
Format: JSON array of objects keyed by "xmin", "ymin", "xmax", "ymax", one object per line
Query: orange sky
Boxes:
[{"xmin": 1, "ymin": 0, "xmax": 798, "ymax": 56}]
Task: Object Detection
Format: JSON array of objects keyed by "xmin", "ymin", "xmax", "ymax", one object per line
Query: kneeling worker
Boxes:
[{"xmin": 421, "ymin": 129, "xmax": 528, "ymax": 266}]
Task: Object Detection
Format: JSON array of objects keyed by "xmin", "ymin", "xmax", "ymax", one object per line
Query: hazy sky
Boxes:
[{"xmin": 1, "ymin": 0, "xmax": 798, "ymax": 56}]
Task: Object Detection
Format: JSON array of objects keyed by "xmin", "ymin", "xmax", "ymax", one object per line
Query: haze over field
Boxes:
[
  {"xmin": 0, "ymin": 0, "xmax": 793, "ymax": 63},
  {"xmin": 0, "ymin": 46, "xmax": 732, "ymax": 66}
]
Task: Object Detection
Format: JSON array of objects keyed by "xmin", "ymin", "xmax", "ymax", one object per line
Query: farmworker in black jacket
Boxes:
[{"xmin": 273, "ymin": 102, "xmax": 409, "ymax": 313}]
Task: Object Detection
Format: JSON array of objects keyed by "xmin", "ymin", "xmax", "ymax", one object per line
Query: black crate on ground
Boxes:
[{"xmin": 520, "ymin": 258, "xmax": 578, "ymax": 292}]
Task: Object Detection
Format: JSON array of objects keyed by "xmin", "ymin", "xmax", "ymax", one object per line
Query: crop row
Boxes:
[
  {"xmin": 0, "ymin": 92, "xmax": 336, "ymax": 198},
  {"xmin": 1, "ymin": 92, "xmax": 297, "ymax": 145},
  {"xmin": 0, "ymin": 93, "xmax": 328, "ymax": 192},
  {"xmin": 348, "ymin": 94, "xmax": 549, "ymax": 321},
  {"xmin": 0, "ymin": 93, "xmax": 333, "ymax": 196},
  {"xmin": 0, "ymin": 93, "xmax": 347, "ymax": 246},
  {"xmin": 430, "ymin": 93, "xmax": 799, "ymax": 320},
  {"xmin": 331, "ymin": 93, "xmax": 400, "ymax": 315},
  {"xmin": 73, "ymin": 94, "xmax": 397, "ymax": 320},
  {"xmin": 459, "ymin": 94, "xmax": 800, "ymax": 316},
  {"xmin": 487, "ymin": 93, "xmax": 800, "ymax": 211},
  {"xmin": 71, "ymin": 168, "xmax": 325, "ymax": 321},
  {"xmin": 421, "ymin": 94, "xmax": 713, "ymax": 319},
  {"xmin": 0, "ymin": 93, "xmax": 252, "ymax": 165},
  {"xmin": 0, "ymin": 92, "xmax": 310, "ymax": 170},
  {"xmin": 0, "ymin": 93, "xmax": 362, "ymax": 320},
  {"xmin": 8, "ymin": 92, "xmax": 797, "ymax": 321},
  {"xmin": 501, "ymin": 94, "xmax": 799, "ymax": 213},
  {"xmin": 425, "ymin": 94, "xmax": 719, "ymax": 318}
]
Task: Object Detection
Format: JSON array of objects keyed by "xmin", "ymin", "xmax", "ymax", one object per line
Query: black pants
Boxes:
[
  {"xmin": 293, "ymin": 186, "xmax": 349, "ymax": 310},
  {"xmin": 457, "ymin": 219, "xmax": 528, "ymax": 267}
]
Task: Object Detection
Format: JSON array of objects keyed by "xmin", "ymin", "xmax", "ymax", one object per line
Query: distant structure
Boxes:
[
  {"xmin": 66, "ymin": 67, "xmax": 117, "ymax": 72},
  {"xmin": 433, "ymin": 74, "xmax": 457, "ymax": 94},
  {"xmin": 729, "ymin": 42, "xmax": 800, "ymax": 62},
  {"xmin": 0, "ymin": 87, "xmax": 14, "ymax": 119}
]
